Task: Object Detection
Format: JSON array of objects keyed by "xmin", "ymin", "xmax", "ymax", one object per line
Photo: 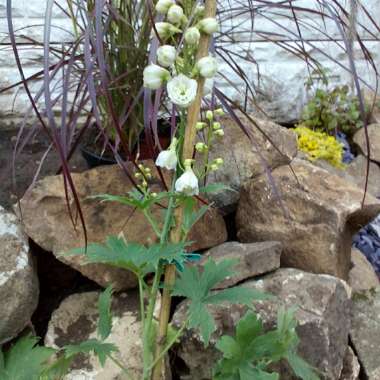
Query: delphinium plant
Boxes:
[{"xmin": 1, "ymin": 1, "xmax": 319, "ymax": 379}]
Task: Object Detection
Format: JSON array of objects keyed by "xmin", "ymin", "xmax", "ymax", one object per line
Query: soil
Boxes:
[{"xmin": 0, "ymin": 128, "xmax": 88, "ymax": 210}]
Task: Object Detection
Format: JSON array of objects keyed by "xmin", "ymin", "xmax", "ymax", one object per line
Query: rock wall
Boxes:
[{"xmin": 0, "ymin": 0, "xmax": 379, "ymax": 128}]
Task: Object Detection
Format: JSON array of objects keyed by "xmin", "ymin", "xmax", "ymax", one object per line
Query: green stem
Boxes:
[
  {"xmin": 143, "ymin": 210, "xmax": 161, "ymax": 238},
  {"xmin": 148, "ymin": 320, "xmax": 188, "ymax": 372},
  {"xmin": 138, "ymin": 277, "xmax": 145, "ymax": 329}
]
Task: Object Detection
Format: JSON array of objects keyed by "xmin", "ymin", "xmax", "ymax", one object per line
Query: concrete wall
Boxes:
[{"xmin": 0, "ymin": 0, "xmax": 379, "ymax": 128}]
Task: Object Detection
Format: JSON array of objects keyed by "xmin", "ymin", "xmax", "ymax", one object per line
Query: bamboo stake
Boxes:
[{"xmin": 151, "ymin": 1, "xmax": 217, "ymax": 379}]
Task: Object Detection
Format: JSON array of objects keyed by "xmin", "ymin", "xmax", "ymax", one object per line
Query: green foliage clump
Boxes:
[
  {"xmin": 301, "ymin": 83, "xmax": 363, "ymax": 136},
  {"xmin": 213, "ymin": 308, "xmax": 319, "ymax": 380},
  {"xmin": 295, "ymin": 126, "xmax": 345, "ymax": 168}
]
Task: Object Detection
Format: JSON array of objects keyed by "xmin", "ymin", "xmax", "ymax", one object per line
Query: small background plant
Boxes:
[{"xmin": 301, "ymin": 70, "xmax": 365, "ymax": 137}]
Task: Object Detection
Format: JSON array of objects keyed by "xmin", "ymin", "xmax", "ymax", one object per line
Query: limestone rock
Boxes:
[
  {"xmin": 339, "ymin": 347, "xmax": 360, "ymax": 380},
  {"xmin": 353, "ymin": 124, "xmax": 380, "ymax": 162},
  {"xmin": 201, "ymin": 241, "xmax": 282, "ymax": 289},
  {"xmin": 198, "ymin": 113, "xmax": 297, "ymax": 213},
  {"xmin": 349, "ymin": 248, "xmax": 379, "ymax": 295},
  {"xmin": 350, "ymin": 289, "xmax": 380, "ymax": 380},
  {"xmin": 45, "ymin": 290, "xmax": 169, "ymax": 380},
  {"xmin": 236, "ymin": 158, "xmax": 380, "ymax": 279},
  {"xmin": 173, "ymin": 268, "xmax": 350, "ymax": 380},
  {"xmin": 345, "ymin": 155, "xmax": 380, "ymax": 198},
  {"xmin": 297, "ymin": 153, "xmax": 380, "ymax": 198},
  {"xmin": 17, "ymin": 164, "xmax": 227, "ymax": 290},
  {"xmin": 0, "ymin": 206, "xmax": 39, "ymax": 344}
]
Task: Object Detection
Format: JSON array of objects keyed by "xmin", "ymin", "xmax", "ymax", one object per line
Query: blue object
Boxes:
[
  {"xmin": 353, "ymin": 215, "xmax": 380, "ymax": 278},
  {"xmin": 336, "ymin": 132, "xmax": 354, "ymax": 164}
]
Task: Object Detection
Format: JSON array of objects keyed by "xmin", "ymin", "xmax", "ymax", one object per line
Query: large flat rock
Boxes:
[
  {"xmin": 17, "ymin": 164, "xmax": 227, "ymax": 290},
  {"xmin": 173, "ymin": 268, "xmax": 350, "ymax": 380},
  {"xmin": 236, "ymin": 158, "xmax": 380, "ymax": 279}
]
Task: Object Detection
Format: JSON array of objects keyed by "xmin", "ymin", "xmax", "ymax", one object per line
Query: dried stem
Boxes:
[{"xmin": 150, "ymin": 1, "xmax": 217, "ymax": 379}]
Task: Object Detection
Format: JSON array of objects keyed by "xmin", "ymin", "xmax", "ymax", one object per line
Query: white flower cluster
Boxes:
[{"xmin": 148, "ymin": 2, "xmax": 220, "ymax": 196}]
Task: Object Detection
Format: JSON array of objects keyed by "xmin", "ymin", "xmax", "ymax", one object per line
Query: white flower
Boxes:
[
  {"xmin": 156, "ymin": 137, "xmax": 178, "ymax": 170},
  {"xmin": 157, "ymin": 45, "xmax": 176, "ymax": 67},
  {"xmin": 143, "ymin": 64, "xmax": 170, "ymax": 90},
  {"xmin": 184, "ymin": 27, "xmax": 201, "ymax": 45},
  {"xmin": 167, "ymin": 74, "xmax": 198, "ymax": 108},
  {"xmin": 156, "ymin": 0, "xmax": 175, "ymax": 14},
  {"xmin": 203, "ymin": 78, "xmax": 214, "ymax": 95},
  {"xmin": 175, "ymin": 161, "xmax": 199, "ymax": 196},
  {"xmin": 155, "ymin": 22, "xmax": 181, "ymax": 40},
  {"xmin": 198, "ymin": 17, "xmax": 219, "ymax": 34},
  {"xmin": 167, "ymin": 4, "xmax": 184, "ymax": 24},
  {"xmin": 196, "ymin": 56, "xmax": 218, "ymax": 78}
]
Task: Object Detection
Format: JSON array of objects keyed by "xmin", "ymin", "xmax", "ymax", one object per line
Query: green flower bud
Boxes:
[
  {"xmin": 206, "ymin": 110, "xmax": 213, "ymax": 120},
  {"xmin": 214, "ymin": 129, "xmax": 225, "ymax": 137},
  {"xmin": 196, "ymin": 122, "xmax": 207, "ymax": 131},
  {"xmin": 212, "ymin": 122, "xmax": 221, "ymax": 130},
  {"xmin": 214, "ymin": 108, "xmax": 225, "ymax": 116}
]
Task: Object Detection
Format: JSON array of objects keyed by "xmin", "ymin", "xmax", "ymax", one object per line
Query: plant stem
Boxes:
[
  {"xmin": 148, "ymin": 320, "xmax": 188, "ymax": 372},
  {"xmin": 143, "ymin": 210, "xmax": 161, "ymax": 238},
  {"xmin": 138, "ymin": 277, "xmax": 145, "ymax": 329},
  {"xmin": 151, "ymin": 2, "xmax": 217, "ymax": 379}
]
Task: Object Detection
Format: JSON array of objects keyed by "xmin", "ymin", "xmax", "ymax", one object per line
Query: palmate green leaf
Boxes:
[
  {"xmin": 0, "ymin": 335, "xmax": 56, "ymax": 380},
  {"xmin": 63, "ymin": 339, "xmax": 118, "ymax": 367},
  {"xmin": 66, "ymin": 236, "xmax": 189, "ymax": 277},
  {"xmin": 97, "ymin": 285, "xmax": 114, "ymax": 341},
  {"xmin": 173, "ymin": 259, "xmax": 269, "ymax": 346}
]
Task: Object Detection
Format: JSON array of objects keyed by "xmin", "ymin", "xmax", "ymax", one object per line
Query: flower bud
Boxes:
[
  {"xmin": 195, "ymin": 142, "xmax": 208, "ymax": 152},
  {"xmin": 157, "ymin": 45, "xmax": 176, "ymax": 67},
  {"xmin": 210, "ymin": 164, "xmax": 218, "ymax": 171},
  {"xmin": 196, "ymin": 56, "xmax": 218, "ymax": 78},
  {"xmin": 212, "ymin": 122, "xmax": 221, "ymax": 130},
  {"xmin": 167, "ymin": 4, "xmax": 184, "ymax": 24},
  {"xmin": 155, "ymin": 0, "xmax": 175, "ymax": 14},
  {"xmin": 143, "ymin": 64, "xmax": 170, "ymax": 90},
  {"xmin": 184, "ymin": 27, "xmax": 201, "ymax": 45},
  {"xmin": 151, "ymin": 192, "xmax": 158, "ymax": 198},
  {"xmin": 214, "ymin": 108, "xmax": 225, "ymax": 116},
  {"xmin": 198, "ymin": 17, "xmax": 219, "ymax": 34},
  {"xmin": 194, "ymin": 5, "xmax": 205, "ymax": 16},
  {"xmin": 214, "ymin": 129, "xmax": 225, "ymax": 137},
  {"xmin": 206, "ymin": 110, "xmax": 213, "ymax": 120},
  {"xmin": 196, "ymin": 122, "xmax": 207, "ymax": 131},
  {"xmin": 215, "ymin": 158, "xmax": 224, "ymax": 165},
  {"xmin": 154, "ymin": 22, "xmax": 181, "ymax": 40}
]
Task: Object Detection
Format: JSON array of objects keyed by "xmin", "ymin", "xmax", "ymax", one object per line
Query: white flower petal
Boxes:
[
  {"xmin": 143, "ymin": 64, "xmax": 170, "ymax": 90},
  {"xmin": 157, "ymin": 45, "xmax": 176, "ymax": 68},
  {"xmin": 175, "ymin": 169, "xmax": 199, "ymax": 196},
  {"xmin": 156, "ymin": 149, "xmax": 178, "ymax": 170},
  {"xmin": 167, "ymin": 74, "xmax": 198, "ymax": 108},
  {"xmin": 196, "ymin": 56, "xmax": 218, "ymax": 78}
]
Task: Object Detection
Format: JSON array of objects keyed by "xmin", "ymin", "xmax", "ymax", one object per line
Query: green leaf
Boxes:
[
  {"xmin": 286, "ymin": 351, "xmax": 320, "ymax": 380},
  {"xmin": 172, "ymin": 259, "xmax": 238, "ymax": 345},
  {"xmin": 239, "ymin": 365, "xmax": 279, "ymax": 380},
  {"xmin": 63, "ymin": 339, "xmax": 118, "ymax": 367},
  {"xmin": 0, "ymin": 335, "xmax": 56, "ymax": 380},
  {"xmin": 182, "ymin": 197, "xmax": 211, "ymax": 234},
  {"xmin": 215, "ymin": 336, "xmax": 241, "ymax": 359},
  {"xmin": 98, "ymin": 285, "xmax": 114, "ymax": 340},
  {"xmin": 66, "ymin": 237, "xmax": 188, "ymax": 277},
  {"xmin": 236, "ymin": 312, "xmax": 264, "ymax": 348}
]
